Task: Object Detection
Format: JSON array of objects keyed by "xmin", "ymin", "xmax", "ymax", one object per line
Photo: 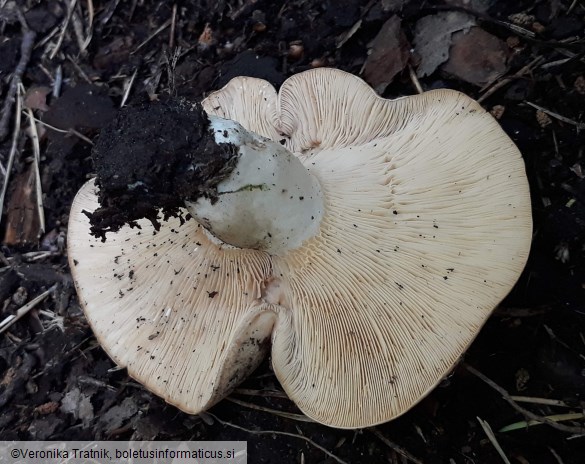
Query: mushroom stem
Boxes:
[{"xmin": 186, "ymin": 115, "xmax": 324, "ymax": 255}]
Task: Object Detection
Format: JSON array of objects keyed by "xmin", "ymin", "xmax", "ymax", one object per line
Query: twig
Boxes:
[
  {"xmin": 53, "ymin": 64, "xmax": 63, "ymax": 97},
  {"xmin": 428, "ymin": 5, "xmax": 581, "ymax": 50},
  {"xmin": 567, "ymin": 0, "xmax": 580, "ymax": 15},
  {"xmin": 492, "ymin": 20, "xmax": 535, "ymax": 39},
  {"xmin": 98, "ymin": 0, "xmax": 121, "ymax": 27},
  {"xmin": 477, "ymin": 417, "xmax": 511, "ymax": 464},
  {"xmin": 67, "ymin": 129, "xmax": 94, "ymax": 145},
  {"xmin": 36, "ymin": 25, "xmax": 60, "ymax": 51},
  {"xmin": 71, "ymin": 8, "xmax": 87, "ymax": 53},
  {"xmin": 465, "ymin": 363, "xmax": 585, "ymax": 434},
  {"xmin": 131, "ymin": 19, "xmax": 172, "ymax": 54},
  {"xmin": 0, "ymin": 250, "xmax": 10, "ymax": 267},
  {"xmin": 477, "ymin": 56, "xmax": 544, "ymax": 104},
  {"xmin": 0, "ymin": 29, "xmax": 36, "ymax": 141},
  {"xmin": 509, "ymin": 396, "xmax": 571, "ymax": 408},
  {"xmin": 543, "ymin": 325, "xmax": 585, "ymax": 361},
  {"xmin": 234, "ymin": 388, "xmax": 289, "ymax": 399},
  {"xmin": 169, "ymin": 3, "xmax": 177, "ymax": 49},
  {"xmin": 23, "ymin": 112, "xmax": 94, "ymax": 145},
  {"xmin": 500, "ymin": 413, "xmax": 585, "ymax": 433},
  {"xmin": 229, "ymin": 0, "xmax": 259, "ymax": 21},
  {"xmin": 81, "ymin": 0, "xmax": 95, "ymax": 52},
  {"xmin": 368, "ymin": 427, "xmax": 423, "ymax": 464},
  {"xmin": 24, "ymin": 88, "xmax": 46, "ymax": 237},
  {"xmin": 0, "ymin": 85, "xmax": 23, "ymax": 226},
  {"xmin": 20, "ymin": 251, "xmax": 61, "ymax": 262},
  {"xmin": 0, "ymin": 285, "xmax": 57, "ymax": 334},
  {"xmin": 525, "ymin": 102, "xmax": 585, "ymax": 130},
  {"xmin": 548, "ymin": 446, "xmax": 565, "ymax": 464},
  {"xmin": 209, "ymin": 413, "xmax": 349, "ymax": 464},
  {"xmin": 120, "ymin": 69, "xmax": 138, "ymax": 108},
  {"xmin": 225, "ymin": 397, "xmax": 314, "ymax": 422},
  {"xmin": 67, "ymin": 54, "xmax": 93, "ymax": 84},
  {"xmin": 50, "ymin": 0, "xmax": 78, "ymax": 59},
  {"xmin": 31, "ymin": 336, "xmax": 94, "ymax": 380},
  {"xmin": 408, "ymin": 64, "xmax": 423, "ymax": 95},
  {"xmin": 540, "ymin": 57, "xmax": 573, "ymax": 70}
]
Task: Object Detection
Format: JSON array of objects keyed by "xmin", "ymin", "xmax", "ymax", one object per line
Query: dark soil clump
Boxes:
[{"xmin": 89, "ymin": 98, "xmax": 238, "ymax": 239}]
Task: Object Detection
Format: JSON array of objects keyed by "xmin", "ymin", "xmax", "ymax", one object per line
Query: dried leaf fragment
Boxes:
[
  {"xmin": 362, "ymin": 16, "xmax": 410, "ymax": 94},
  {"xmin": 24, "ymin": 86, "xmax": 51, "ymax": 112},
  {"xmin": 442, "ymin": 27, "xmax": 509, "ymax": 87},
  {"xmin": 414, "ymin": 12, "xmax": 476, "ymax": 78}
]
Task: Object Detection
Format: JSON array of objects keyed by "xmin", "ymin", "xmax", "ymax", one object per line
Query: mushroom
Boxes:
[{"xmin": 67, "ymin": 68, "xmax": 532, "ymax": 428}]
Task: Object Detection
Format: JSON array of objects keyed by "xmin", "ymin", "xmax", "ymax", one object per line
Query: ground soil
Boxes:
[{"xmin": 1, "ymin": 1, "xmax": 584, "ymax": 463}]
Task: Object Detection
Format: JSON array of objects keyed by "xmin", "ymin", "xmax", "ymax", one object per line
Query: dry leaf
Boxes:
[
  {"xmin": 3, "ymin": 165, "xmax": 40, "ymax": 246},
  {"xmin": 414, "ymin": 12, "xmax": 476, "ymax": 77},
  {"xmin": 442, "ymin": 27, "xmax": 509, "ymax": 87},
  {"xmin": 61, "ymin": 387, "xmax": 95, "ymax": 428},
  {"xmin": 98, "ymin": 397, "xmax": 139, "ymax": 432},
  {"xmin": 24, "ymin": 86, "xmax": 51, "ymax": 112},
  {"xmin": 381, "ymin": 0, "xmax": 409, "ymax": 12},
  {"xmin": 446, "ymin": 0, "xmax": 495, "ymax": 12},
  {"xmin": 362, "ymin": 15, "xmax": 410, "ymax": 94}
]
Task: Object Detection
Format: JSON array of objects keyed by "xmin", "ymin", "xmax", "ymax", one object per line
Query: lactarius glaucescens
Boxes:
[{"xmin": 68, "ymin": 68, "xmax": 532, "ymax": 428}]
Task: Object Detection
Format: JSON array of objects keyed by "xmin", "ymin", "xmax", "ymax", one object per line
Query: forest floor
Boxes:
[{"xmin": 0, "ymin": 0, "xmax": 584, "ymax": 463}]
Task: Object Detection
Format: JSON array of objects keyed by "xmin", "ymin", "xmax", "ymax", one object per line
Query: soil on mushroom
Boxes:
[
  {"xmin": 1, "ymin": 1, "xmax": 584, "ymax": 463},
  {"xmin": 89, "ymin": 97, "xmax": 237, "ymax": 239}
]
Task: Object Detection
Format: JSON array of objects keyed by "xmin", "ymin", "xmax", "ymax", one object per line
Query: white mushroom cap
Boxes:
[{"xmin": 68, "ymin": 68, "xmax": 531, "ymax": 428}]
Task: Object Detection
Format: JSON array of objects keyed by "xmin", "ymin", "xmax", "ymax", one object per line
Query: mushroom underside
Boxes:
[{"xmin": 68, "ymin": 68, "xmax": 532, "ymax": 428}]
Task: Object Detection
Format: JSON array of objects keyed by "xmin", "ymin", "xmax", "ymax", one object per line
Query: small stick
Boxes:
[
  {"xmin": 567, "ymin": 0, "xmax": 579, "ymax": 14},
  {"xmin": 86, "ymin": 0, "xmax": 94, "ymax": 29},
  {"xmin": 477, "ymin": 417, "xmax": 511, "ymax": 464},
  {"xmin": 120, "ymin": 68, "xmax": 138, "ymax": 108},
  {"xmin": 0, "ymin": 285, "xmax": 57, "ymax": 334},
  {"xmin": 23, "ymin": 112, "xmax": 94, "ymax": 145},
  {"xmin": 226, "ymin": 397, "xmax": 314, "ymax": 422},
  {"xmin": 549, "ymin": 446, "xmax": 565, "ymax": 464},
  {"xmin": 24, "ymin": 88, "xmax": 46, "ymax": 236},
  {"xmin": 477, "ymin": 56, "xmax": 544, "ymax": 104},
  {"xmin": 501, "ymin": 412, "xmax": 585, "ymax": 432},
  {"xmin": 169, "ymin": 3, "xmax": 177, "ymax": 50},
  {"xmin": 0, "ymin": 86, "xmax": 23, "ymax": 226},
  {"xmin": 368, "ymin": 427, "xmax": 423, "ymax": 464},
  {"xmin": 510, "ymin": 396, "xmax": 571, "ymax": 408},
  {"xmin": 465, "ymin": 363, "xmax": 585, "ymax": 434},
  {"xmin": 131, "ymin": 19, "xmax": 172, "ymax": 54},
  {"xmin": 0, "ymin": 29, "xmax": 36, "ymax": 141},
  {"xmin": 525, "ymin": 101, "xmax": 585, "ymax": 130},
  {"xmin": 229, "ymin": 0, "xmax": 258, "ymax": 21},
  {"xmin": 67, "ymin": 54, "xmax": 93, "ymax": 84},
  {"xmin": 209, "ymin": 413, "xmax": 349, "ymax": 464},
  {"xmin": 0, "ymin": 250, "xmax": 10, "ymax": 267},
  {"xmin": 540, "ymin": 57, "xmax": 573, "ymax": 70},
  {"xmin": 50, "ymin": 0, "xmax": 78, "ymax": 59},
  {"xmin": 543, "ymin": 324, "xmax": 585, "ymax": 361},
  {"xmin": 234, "ymin": 388, "xmax": 289, "ymax": 399},
  {"xmin": 36, "ymin": 25, "xmax": 60, "ymax": 51},
  {"xmin": 71, "ymin": 9, "xmax": 87, "ymax": 53},
  {"xmin": 21, "ymin": 251, "xmax": 61, "ymax": 262},
  {"xmin": 99, "ymin": 0, "xmax": 121, "ymax": 27},
  {"xmin": 81, "ymin": 0, "xmax": 95, "ymax": 51},
  {"xmin": 53, "ymin": 64, "xmax": 63, "ymax": 97},
  {"xmin": 408, "ymin": 64, "xmax": 423, "ymax": 95}
]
